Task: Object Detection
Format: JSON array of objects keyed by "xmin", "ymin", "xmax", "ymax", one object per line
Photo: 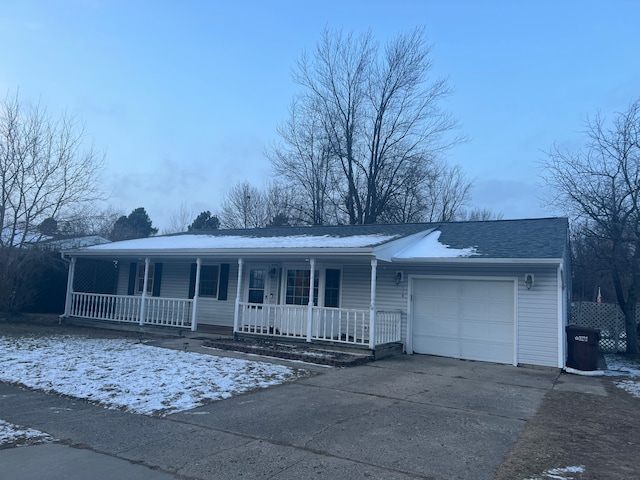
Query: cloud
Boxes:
[{"xmin": 470, "ymin": 178, "xmax": 557, "ymax": 219}]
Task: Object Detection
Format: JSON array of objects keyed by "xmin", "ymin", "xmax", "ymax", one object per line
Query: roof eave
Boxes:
[
  {"xmin": 390, "ymin": 256, "xmax": 564, "ymax": 264},
  {"xmin": 65, "ymin": 246, "xmax": 377, "ymax": 258}
]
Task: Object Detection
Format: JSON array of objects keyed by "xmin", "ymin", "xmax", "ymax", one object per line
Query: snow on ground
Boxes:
[
  {"xmin": 0, "ymin": 335, "xmax": 307, "ymax": 417},
  {"xmin": 524, "ymin": 465, "xmax": 585, "ymax": 480},
  {"xmin": 603, "ymin": 353, "xmax": 640, "ymax": 398},
  {"xmin": 0, "ymin": 420, "xmax": 53, "ymax": 449}
]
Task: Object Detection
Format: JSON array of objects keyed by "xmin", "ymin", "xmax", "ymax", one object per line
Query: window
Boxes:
[
  {"xmin": 136, "ymin": 264, "xmax": 154, "ymax": 294},
  {"xmin": 324, "ymin": 269, "xmax": 341, "ymax": 308},
  {"xmin": 285, "ymin": 269, "xmax": 319, "ymax": 305},
  {"xmin": 199, "ymin": 265, "xmax": 220, "ymax": 297}
]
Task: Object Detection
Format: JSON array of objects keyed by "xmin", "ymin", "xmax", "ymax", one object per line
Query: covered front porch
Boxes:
[{"xmin": 62, "ymin": 256, "xmax": 402, "ymax": 349}]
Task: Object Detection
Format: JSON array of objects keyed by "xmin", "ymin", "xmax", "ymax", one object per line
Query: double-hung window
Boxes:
[
  {"xmin": 199, "ymin": 265, "xmax": 220, "ymax": 298},
  {"xmin": 284, "ymin": 268, "xmax": 341, "ymax": 307},
  {"xmin": 324, "ymin": 269, "xmax": 341, "ymax": 308},
  {"xmin": 136, "ymin": 264, "xmax": 154, "ymax": 294},
  {"xmin": 285, "ymin": 269, "xmax": 319, "ymax": 305}
]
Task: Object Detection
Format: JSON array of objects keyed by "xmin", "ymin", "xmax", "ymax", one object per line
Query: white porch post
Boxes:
[
  {"xmin": 190, "ymin": 258, "xmax": 202, "ymax": 331},
  {"xmin": 369, "ymin": 258, "xmax": 377, "ymax": 349},
  {"xmin": 306, "ymin": 258, "xmax": 316, "ymax": 342},
  {"xmin": 139, "ymin": 257, "xmax": 150, "ymax": 326},
  {"xmin": 233, "ymin": 258, "xmax": 244, "ymax": 335},
  {"xmin": 62, "ymin": 256, "xmax": 76, "ymax": 317}
]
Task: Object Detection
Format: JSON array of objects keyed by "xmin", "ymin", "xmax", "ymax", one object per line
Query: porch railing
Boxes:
[
  {"xmin": 237, "ymin": 302, "xmax": 401, "ymax": 346},
  {"xmin": 68, "ymin": 292, "xmax": 193, "ymax": 328},
  {"xmin": 66, "ymin": 293, "xmax": 401, "ymax": 345}
]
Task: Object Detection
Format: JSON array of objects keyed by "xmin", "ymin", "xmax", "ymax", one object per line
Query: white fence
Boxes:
[
  {"xmin": 69, "ymin": 292, "xmax": 193, "ymax": 328},
  {"xmin": 571, "ymin": 301, "xmax": 631, "ymax": 353},
  {"xmin": 237, "ymin": 302, "xmax": 401, "ymax": 347}
]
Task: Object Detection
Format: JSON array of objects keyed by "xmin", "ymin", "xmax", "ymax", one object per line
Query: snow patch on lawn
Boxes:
[
  {"xmin": 604, "ymin": 354, "xmax": 640, "ymax": 398},
  {"xmin": 0, "ymin": 335, "xmax": 306, "ymax": 416},
  {"xmin": 524, "ymin": 465, "xmax": 585, "ymax": 480},
  {"xmin": 0, "ymin": 420, "xmax": 53, "ymax": 448}
]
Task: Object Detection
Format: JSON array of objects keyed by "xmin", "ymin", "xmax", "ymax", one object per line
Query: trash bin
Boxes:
[{"xmin": 566, "ymin": 325, "xmax": 601, "ymax": 371}]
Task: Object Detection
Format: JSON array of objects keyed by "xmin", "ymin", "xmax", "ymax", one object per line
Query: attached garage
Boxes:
[{"xmin": 411, "ymin": 277, "xmax": 516, "ymax": 365}]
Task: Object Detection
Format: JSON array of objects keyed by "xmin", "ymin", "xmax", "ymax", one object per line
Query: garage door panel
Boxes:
[
  {"xmin": 460, "ymin": 320, "xmax": 513, "ymax": 343},
  {"xmin": 461, "ymin": 340, "xmax": 513, "ymax": 364},
  {"xmin": 415, "ymin": 334, "xmax": 459, "ymax": 358},
  {"xmin": 416, "ymin": 317, "xmax": 458, "ymax": 337},
  {"xmin": 412, "ymin": 278, "xmax": 514, "ymax": 364}
]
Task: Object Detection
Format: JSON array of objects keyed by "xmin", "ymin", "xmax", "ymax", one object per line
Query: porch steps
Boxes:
[
  {"xmin": 203, "ymin": 337, "xmax": 374, "ymax": 367},
  {"xmin": 205, "ymin": 333, "xmax": 403, "ymax": 366}
]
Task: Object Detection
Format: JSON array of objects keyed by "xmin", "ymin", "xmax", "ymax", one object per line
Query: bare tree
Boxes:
[
  {"xmin": 456, "ymin": 207, "xmax": 504, "ymax": 221},
  {"xmin": 164, "ymin": 202, "xmax": 194, "ymax": 234},
  {"xmin": 0, "ymin": 91, "xmax": 104, "ymax": 311},
  {"xmin": 542, "ymin": 98, "xmax": 640, "ymax": 354},
  {"xmin": 57, "ymin": 204, "xmax": 123, "ymax": 238},
  {"xmin": 271, "ymin": 27, "xmax": 464, "ymax": 225},
  {"xmin": 268, "ymin": 98, "xmax": 339, "ymax": 225},
  {"xmin": 423, "ymin": 163, "xmax": 472, "ymax": 222},
  {"xmin": 220, "ymin": 181, "xmax": 299, "ymax": 229},
  {"xmin": 219, "ymin": 182, "xmax": 265, "ymax": 229},
  {"xmin": 263, "ymin": 181, "xmax": 298, "ymax": 227}
]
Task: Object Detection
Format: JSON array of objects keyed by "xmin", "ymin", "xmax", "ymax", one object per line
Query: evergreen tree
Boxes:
[
  {"xmin": 188, "ymin": 211, "xmax": 220, "ymax": 231},
  {"xmin": 110, "ymin": 207, "xmax": 158, "ymax": 241}
]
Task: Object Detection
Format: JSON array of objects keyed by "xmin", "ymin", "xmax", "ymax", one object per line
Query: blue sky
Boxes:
[{"xmin": 2, "ymin": 1, "xmax": 639, "ymax": 231}]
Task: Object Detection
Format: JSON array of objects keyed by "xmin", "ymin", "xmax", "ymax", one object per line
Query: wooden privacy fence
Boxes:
[{"xmin": 571, "ymin": 301, "xmax": 639, "ymax": 353}]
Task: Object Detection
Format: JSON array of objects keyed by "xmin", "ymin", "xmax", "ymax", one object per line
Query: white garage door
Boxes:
[{"xmin": 412, "ymin": 278, "xmax": 515, "ymax": 364}]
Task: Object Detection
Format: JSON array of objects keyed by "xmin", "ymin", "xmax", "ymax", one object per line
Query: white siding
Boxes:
[
  {"xmin": 114, "ymin": 259, "xmax": 238, "ymax": 327},
  {"xmin": 108, "ymin": 257, "xmax": 564, "ymax": 366},
  {"xmin": 341, "ymin": 264, "xmax": 373, "ymax": 310},
  {"xmin": 381, "ymin": 263, "xmax": 562, "ymax": 368},
  {"xmin": 516, "ymin": 267, "xmax": 559, "ymax": 367},
  {"xmin": 195, "ymin": 261, "xmax": 238, "ymax": 327}
]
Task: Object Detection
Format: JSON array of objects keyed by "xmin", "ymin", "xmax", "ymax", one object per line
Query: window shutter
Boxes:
[
  {"xmin": 188, "ymin": 263, "xmax": 196, "ymax": 299},
  {"xmin": 218, "ymin": 263, "xmax": 230, "ymax": 301},
  {"xmin": 152, "ymin": 263, "xmax": 163, "ymax": 297},
  {"xmin": 127, "ymin": 262, "xmax": 137, "ymax": 295}
]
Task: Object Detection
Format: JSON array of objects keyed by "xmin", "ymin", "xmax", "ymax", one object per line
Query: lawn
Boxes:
[{"xmin": 0, "ymin": 334, "xmax": 307, "ymax": 417}]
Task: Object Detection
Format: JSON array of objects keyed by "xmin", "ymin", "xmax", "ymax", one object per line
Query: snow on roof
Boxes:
[
  {"xmin": 81, "ymin": 233, "xmax": 399, "ymax": 252},
  {"xmin": 393, "ymin": 230, "xmax": 477, "ymax": 259},
  {"xmin": 1, "ymin": 227, "xmax": 50, "ymax": 247}
]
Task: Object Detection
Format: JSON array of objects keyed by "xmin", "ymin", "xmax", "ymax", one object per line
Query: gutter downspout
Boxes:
[{"xmin": 557, "ymin": 263, "xmax": 566, "ymax": 368}]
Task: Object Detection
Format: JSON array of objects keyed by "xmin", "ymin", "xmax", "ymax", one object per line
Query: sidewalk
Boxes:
[{"xmin": 0, "ymin": 443, "xmax": 177, "ymax": 480}]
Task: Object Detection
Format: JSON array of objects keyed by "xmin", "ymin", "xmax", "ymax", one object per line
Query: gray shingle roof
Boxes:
[
  {"xmin": 435, "ymin": 217, "xmax": 569, "ymax": 258},
  {"xmin": 187, "ymin": 217, "xmax": 569, "ymax": 259}
]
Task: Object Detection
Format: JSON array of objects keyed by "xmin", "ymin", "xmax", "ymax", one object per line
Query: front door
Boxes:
[{"xmin": 247, "ymin": 267, "xmax": 267, "ymax": 304}]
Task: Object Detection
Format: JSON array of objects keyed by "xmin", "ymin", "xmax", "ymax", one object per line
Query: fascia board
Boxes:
[
  {"xmin": 390, "ymin": 256, "xmax": 564, "ymax": 265},
  {"xmin": 65, "ymin": 247, "xmax": 376, "ymax": 258}
]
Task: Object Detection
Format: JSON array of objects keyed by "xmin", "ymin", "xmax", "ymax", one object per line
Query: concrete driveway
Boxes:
[{"xmin": 0, "ymin": 352, "xmax": 560, "ymax": 480}]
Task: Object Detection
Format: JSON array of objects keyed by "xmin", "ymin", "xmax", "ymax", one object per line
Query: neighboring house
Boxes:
[
  {"xmin": 61, "ymin": 218, "xmax": 571, "ymax": 368},
  {"xmin": 34, "ymin": 235, "xmax": 111, "ymax": 250},
  {"xmin": 1, "ymin": 228, "xmax": 110, "ymax": 250}
]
